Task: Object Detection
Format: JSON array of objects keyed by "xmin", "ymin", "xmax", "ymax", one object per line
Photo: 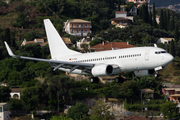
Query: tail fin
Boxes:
[{"xmin": 43, "ymin": 19, "xmax": 80, "ymax": 59}]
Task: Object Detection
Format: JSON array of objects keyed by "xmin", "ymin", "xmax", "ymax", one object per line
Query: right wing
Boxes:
[{"xmin": 4, "ymin": 41, "xmax": 94, "ymax": 72}]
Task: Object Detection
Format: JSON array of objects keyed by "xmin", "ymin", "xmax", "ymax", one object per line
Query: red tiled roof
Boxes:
[
  {"xmin": 90, "ymin": 42, "xmax": 135, "ymax": 51},
  {"xmin": 116, "ymin": 11, "xmax": 127, "ymax": 13},
  {"xmin": 124, "ymin": 115, "xmax": 148, "ymax": 120},
  {"xmin": 111, "ymin": 17, "xmax": 132, "ymax": 21},
  {"xmin": 11, "ymin": 88, "xmax": 24, "ymax": 92}
]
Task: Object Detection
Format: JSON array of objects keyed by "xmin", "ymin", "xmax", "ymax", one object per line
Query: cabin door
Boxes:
[{"xmin": 145, "ymin": 50, "xmax": 150, "ymax": 61}]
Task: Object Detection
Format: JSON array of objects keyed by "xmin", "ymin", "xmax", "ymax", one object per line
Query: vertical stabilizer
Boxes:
[{"xmin": 43, "ymin": 19, "xmax": 80, "ymax": 59}]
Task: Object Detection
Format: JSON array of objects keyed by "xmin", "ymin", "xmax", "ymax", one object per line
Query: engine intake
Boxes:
[
  {"xmin": 91, "ymin": 64, "xmax": 113, "ymax": 77},
  {"xmin": 134, "ymin": 69, "xmax": 155, "ymax": 77}
]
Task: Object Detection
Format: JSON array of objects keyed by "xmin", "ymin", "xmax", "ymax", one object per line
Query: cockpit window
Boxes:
[
  {"xmin": 155, "ymin": 51, "xmax": 167, "ymax": 54},
  {"xmin": 161, "ymin": 51, "xmax": 167, "ymax": 53}
]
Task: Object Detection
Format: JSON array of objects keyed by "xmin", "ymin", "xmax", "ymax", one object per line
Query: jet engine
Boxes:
[
  {"xmin": 91, "ymin": 64, "xmax": 114, "ymax": 77},
  {"xmin": 134, "ymin": 69, "xmax": 155, "ymax": 77}
]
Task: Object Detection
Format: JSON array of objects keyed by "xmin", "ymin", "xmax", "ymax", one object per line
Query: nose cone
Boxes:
[
  {"xmin": 169, "ymin": 54, "xmax": 174, "ymax": 62},
  {"xmin": 166, "ymin": 54, "xmax": 174, "ymax": 65}
]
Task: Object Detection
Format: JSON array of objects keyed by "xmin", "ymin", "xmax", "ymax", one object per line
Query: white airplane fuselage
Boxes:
[{"xmin": 55, "ymin": 46, "xmax": 173, "ymax": 76}]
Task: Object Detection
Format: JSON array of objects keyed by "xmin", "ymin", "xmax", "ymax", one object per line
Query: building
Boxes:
[
  {"xmin": 76, "ymin": 37, "xmax": 91, "ymax": 50},
  {"xmin": 64, "ymin": 19, "xmax": 92, "ymax": 36},
  {"xmin": 120, "ymin": 5, "xmax": 138, "ymax": 15},
  {"xmin": 21, "ymin": 38, "xmax": 48, "ymax": 47},
  {"xmin": 157, "ymin": 38, "xmax": 174, "ymax": 44},
  {"xmin": 62, "ymin": 37, "xmax": 74, "ymax": 48},
  {"xmin": 127, "ymin": 0, "xmax": 150, "ymax": 7},
  {"xmin": 115, "ymin": 11, "xmax": 133, "ymax": 21},
  {"xmin": 10, "ymin": 88, "xmax": 24, "ymax": 99},
  {"xmin": 111, "ymin": 17, "xmax": 132, "ymax": 28},
  {"xmin": 141, "ymin": 89, "xmax": 154, "ymax": 99},
  {"xmin": 0, "ymin": 103, "xmax": 11, "ymax": 120},
  {"xmin": 90, "ymin": 41, "xmax": 135, "ymax": 52},
  {"xmin": 127, "ymin": 0, "xmax": 152, "ymax": 11},
  {"xmin": 111, "ymin": 11, "xmax": 133, "ymax": 28},
  {"xmin": 21, "ymin": 38, "xmax": 73, "ymax": 47},
  {"xmin": 162, "ymin": 83, "xmax": 180, "ymax": 103}
]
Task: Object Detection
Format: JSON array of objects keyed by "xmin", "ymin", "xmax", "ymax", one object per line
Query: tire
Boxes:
[
  {"xmin": 114, "ymin": 77, "xmax": 119, "ymax": 83},
  {"xmin": 95, "ymin": 77, "xmax": 99, "ymax": 83},
  {"xmin": 90, "ymin": 77, "xmax": 99, "ymax": 83},
  {"xmin": 119, "ymin": 77, "xmax": 124, "ymax": 83},
  {"xmin": 90, "ymin": 77, "xmax": 94, "ymax": 83}
]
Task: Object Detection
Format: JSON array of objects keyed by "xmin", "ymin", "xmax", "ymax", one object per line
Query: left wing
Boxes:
[{"xmin": 4, "ymin": 41, "xmax": 94, "ymax": 73}]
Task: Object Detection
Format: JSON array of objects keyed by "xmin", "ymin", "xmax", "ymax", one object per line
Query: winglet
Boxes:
[{"xmin": 4, "ymin": 41, "xmax": 17, "ymax": 58}]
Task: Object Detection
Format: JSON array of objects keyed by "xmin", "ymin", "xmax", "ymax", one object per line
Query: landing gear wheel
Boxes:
[
  {"xmin": 155, "ymin": 73, "xmax": 159, "ymax": 78},
  {"xmin": 90, "ymin": 77, "xmax": 99, "ymax": 83},
  {"xmin": 114, "ymin": 77, "xmax": 120, "ymax": 83},
  {"xmin": 114, "ymin": 77, "xmax": 124, "ymax": 83},
  {"xmin": 119, "ymin": 77, "xmax": 124, "ymax": 83}
]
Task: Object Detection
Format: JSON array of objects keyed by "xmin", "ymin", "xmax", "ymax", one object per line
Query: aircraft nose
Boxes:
[{"xmin": 168, "ymin": 54, "xmax": 174, "ymax": 63}]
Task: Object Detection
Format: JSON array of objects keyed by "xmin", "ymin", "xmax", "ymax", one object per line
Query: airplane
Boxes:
[{"xmin": 4, "ymin": 19, "xmax": 174, "ymax": 83}]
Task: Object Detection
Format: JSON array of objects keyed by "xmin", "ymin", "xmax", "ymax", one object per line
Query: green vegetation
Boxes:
[
  {"xmin": 90, "ymin": 100, "xmax": 114, "ymax": 120},
  {"xmin": 0, "ymin": 0, "xmax": 180, "ymax": 119},
  {"xmin": 67, "ymin": 102, "xmax": 89, "ymax": 120},
  {"xmin": 161, "ymin": 101, "xmax": 180, "ymax": 119}
]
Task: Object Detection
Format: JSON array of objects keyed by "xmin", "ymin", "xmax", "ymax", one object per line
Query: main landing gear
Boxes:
[
  {"xmin": 114, "ymin": 74, "xmax": 124, "ymax": 83},
  {"xmin": 90, "ymin": 77, "xmax": 99, "ymax": 83}
]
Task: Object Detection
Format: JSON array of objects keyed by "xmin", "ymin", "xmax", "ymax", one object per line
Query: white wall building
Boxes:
[
  {"xmin": 64, "ymin": 19, "xmax": 92, "ymax": 36},
  {"xmin": 115, "ymin": 11, "xmax": 133, "ymax": 21},
  {"xmin": 76, "ymin": 38, "xmax": 91, "ymax": 50},
  {"xmin": 10, "ymin": 88, "xmax": 23, "ymax": 99},
  {"xmin": 157, "ymin": 38, "xmax": 174, "ymax": 44},
  {"xmin": 0, "ymin": 103, "xmax": 11, "ymax": 120}
]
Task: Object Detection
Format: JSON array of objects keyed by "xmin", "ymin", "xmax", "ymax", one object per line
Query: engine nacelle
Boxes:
[
  {"xmin": 134, "ymin": 69, "xmax": 155, "ymax": 77},
  {"xmin": 91, "ymin": 64, "xmax": 114, "ymax": 77}
]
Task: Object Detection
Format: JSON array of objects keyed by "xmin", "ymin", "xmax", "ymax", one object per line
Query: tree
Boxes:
[
  {"xmin": 21, "ymin": 87, "xmax": 38, "ymax": 112},
  {"xmin": 118, "ymin": 1, "xmax": 120, "ymax": 11},
  {"xmin": 19, "ymin": 68, "xmax": 35, "ymax": 82},
  {"xmin": 50, "ymin": 115, "xmax": 73, "ymax": 120},
  {"xmin": 167, "ymin": 10, "xmax": 170, "ymax": 31},
  {"xmin": 89, "ymin": 38, "xmax": 103, "ymax": 47},
  {"xmin": 149, "ymin": 10, "xmax": 152, "ymax": 26},
  {"xmin": 15, "ymin": 12, "xmax": 28, "ymax": 28},
  {"xmin": 159, "ymin": 9, "xmax": 164, "ymax": 30},
  {"xmin": 3, "ymin": 28, "xmax": 11, "ymax": 44},
  {"xmin": 125, "ymin": 2, "xmax": 134, "ymax": 14},
  {"xmin": 171, "ymin": 13, "xmax": 175, "ymax": 31},
  {"xmin": 80, "ymin": 43, "xmax": 89, "ymax": 53},
  {"xmin": 8, "ymin": 99, "xmax": 23, "ymax": 110},
  {"xmin": 141, "ymin": 4, "xmax": 149, "ymax": 23},
  {"xmin": 174, "ymin": 24, "xmax": 179, "ymax": 42},
  {"xmin": 90, "ymin": 100, "xmax": 114, "ymax": 120},
  {"xmin": 67, "ymin": 102, "xmax": 89, "ymax": 120},
  {"xmin": 0, "ymin": 86, "xmax": 11, "ymax": 102},
  {"xmin": 164, "ymin": 10, "xmax": 167, "ymax": 31},
  {"xmin": 152, "ymin": 2, "xmax": 157, "ymax": 28},
  {"xmin": 170, "ymin": 39, "xmax": 175, "ymax": 57},
  {"xmin": 161, "ymin": 101, "xmax": 179, "ymax": 119}
]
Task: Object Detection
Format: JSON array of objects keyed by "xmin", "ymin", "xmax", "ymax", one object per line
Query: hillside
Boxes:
[
  {"xmin": 150, "ymin": 0, "xmax": 180, "ymax": 7},
  {"xmin": 159, "ymin": 60, "xmax": 180, "ymax": 83}
]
